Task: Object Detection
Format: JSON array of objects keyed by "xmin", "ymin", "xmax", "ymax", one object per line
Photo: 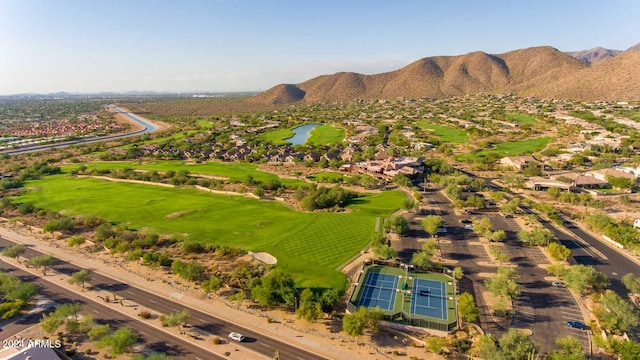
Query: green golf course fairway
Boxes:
[
  {"xmin": 18, "ymin": 174, "xmax": 405, "ymax": 289},
  {"xmin": 61, "ymin": 161, "xmax": 306, "ymax": 187}
]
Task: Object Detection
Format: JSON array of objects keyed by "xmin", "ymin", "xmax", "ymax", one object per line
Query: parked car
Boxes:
[
  {"xmin": 552, "ymin": 280, "xmax": 566, "ymax": 288},
  {"xmin": 567, "ymin": 321, "xmax": 588, "ymax": 330},
  {"xmin": 228, "ymin": 332, "xmax": 245, "ymax": 342},
  {"xmin": 464, "ymin": 224, "xmax": 474, "ymax": 230},
  {"xmin": 504, "ymin": 214, "xmax": 513, "ymax": 218},
  {"xmin": 437, "ymin": 227, "xmax": 447, "ymax": 233}
]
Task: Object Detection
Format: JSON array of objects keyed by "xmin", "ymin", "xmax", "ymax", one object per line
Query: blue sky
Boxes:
[{"xmin": 1, "ymin": 0, "xmax": 639, "ymax": 94}]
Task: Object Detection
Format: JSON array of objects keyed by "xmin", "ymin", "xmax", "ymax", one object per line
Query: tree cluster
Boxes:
[
  {"xmin": 342, "ymin": 307, "xmax": 383, "ymax": 337},
  {"xmin": 474, "ymin": 329, "xmax": 539, "ymax": 360},
  {"xmin": 0, "ymin": 271, "xmax": 38, "ymax": 319},
  {"xmin": 585, "ymin": 213, "xmax": 640, "ymax": 248},
  {"xmin": 300, "ymin": 186, "xmax": 359, "ymax": 211},
  {"xmin": 593, "ymin": 290, "xmax": 640, "ymax": 334},
  {"xmin": 563, "ymin": 264, "xmax": 609, "ymax": 295},
  {"xmin": 384, "ymin": 215, "xmax": 409, "ymax": 234},
  {"xmin": 484, "ymin": 267, "xmax": 520, "ymax": 299}
]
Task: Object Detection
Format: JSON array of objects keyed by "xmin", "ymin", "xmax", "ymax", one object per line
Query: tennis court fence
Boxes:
[{"xmin": 346, "ymin": 303, "xmax": 457, "ymax": 333}]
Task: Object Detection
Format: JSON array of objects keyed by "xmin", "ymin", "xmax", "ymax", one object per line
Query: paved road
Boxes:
[
  {"xmin": 487, "ymin": 178, "xmax": 639, "ymax": 300},
  {"xmin": 0, "ymin": 238, "xmax": 328, "ymax": 360},
  {"xmin": 0, "ymin": 260, "xmax": 224, "ymax": 360},
  {"xmin": 1, "ymin": 105, "xmax": 157, "ymax": 156}
]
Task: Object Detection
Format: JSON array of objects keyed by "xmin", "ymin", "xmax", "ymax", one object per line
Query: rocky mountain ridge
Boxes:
[{"xmin": 252, "ymin": 44, "xmax": 640, "ymax": 104}]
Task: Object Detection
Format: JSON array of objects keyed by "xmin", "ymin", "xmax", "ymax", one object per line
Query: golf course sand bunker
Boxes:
[{"xmin": 249, "ymin": 251, "xmax": 277, "ymax": 264}]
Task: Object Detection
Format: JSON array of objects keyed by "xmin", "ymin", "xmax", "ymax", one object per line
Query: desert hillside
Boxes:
[
  {"xmin": 525, "ymin": 50, "xmax": 640, "ymax": 101},
  {"xmin": 252, "ymin": 45, "xmax": 639, "ymax": 104},
  {"xmin": 566, "ymin": 46, "xmax": 622, "ymax": 65}
]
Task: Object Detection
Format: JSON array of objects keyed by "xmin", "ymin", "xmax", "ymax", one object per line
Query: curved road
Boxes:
[
  {"xmin": 1, "ymin": 105, "xmax": 158, "ymax": 156},
  {"xmin": 0, "ymin": 238, "xmax": 328, "ymax": 360}
]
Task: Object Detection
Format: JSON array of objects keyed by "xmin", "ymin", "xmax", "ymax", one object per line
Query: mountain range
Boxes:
[{"xmin": 252, "ymin": 43, "xmax": 640, "ymax": 104}]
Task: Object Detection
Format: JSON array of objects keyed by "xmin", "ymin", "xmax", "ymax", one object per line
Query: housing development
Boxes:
[{"xmin": 0, "ymin": 89, "xmax": 639, "ymax": 360}]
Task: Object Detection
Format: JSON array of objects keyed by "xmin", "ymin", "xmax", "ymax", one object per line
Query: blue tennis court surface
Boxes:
[
  {"xmin": 410, "ymin": 278, "xmax": 447, "ymax": 320},
  {"xmin": 357, "ymin": 272, "xmax": 399, "ymax": 311}
]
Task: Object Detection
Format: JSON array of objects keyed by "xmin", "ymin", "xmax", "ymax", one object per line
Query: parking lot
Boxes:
[{"xmin": 398, "ymin": 188, "xmax": 591, "ymax": 354}]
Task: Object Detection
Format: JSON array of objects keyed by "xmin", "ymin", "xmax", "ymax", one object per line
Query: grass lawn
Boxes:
[
  {"xmin": 506, "ymin": 113, "xmax": 539, "ymax": 125},
  {"xmin": 259, "ymin": 128, "xmax": 294, "ymax": 145},
  {"xmin": 417, "ymin": 121, "xmax": 468, "ymax": 143},
  {"xmin": 456, "ymin": 136, "xmax": 553, "ymax": 161},
  {"xmin": 17, "ymin": 174, "xmax": 405, "ymax": 289},
  {"xmin": 308, "ymin": 171, "xmax": 348, "ymax": 183},
  {"xmin": 307, "ymin": 125, "xmax": 345, "ymax": 145},
  {"xmin": 62, "ymin": 161, "xmax": 306, "ymax": 187}
]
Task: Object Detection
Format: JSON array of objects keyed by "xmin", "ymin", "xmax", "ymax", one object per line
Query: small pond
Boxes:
[{"xmin": 288, "ymin": 124, "xmax": 320, "ymax": 145}]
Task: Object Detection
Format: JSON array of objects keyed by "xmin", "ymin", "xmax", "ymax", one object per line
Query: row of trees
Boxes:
[{"xmin": 585, "ymin": 213, "xmax": 640, "ymax": 249}]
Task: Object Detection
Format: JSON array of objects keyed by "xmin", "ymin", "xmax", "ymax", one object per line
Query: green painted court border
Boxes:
[{"xmin": 349, "ymin": 264, "xmax": 457, "ymax": 332}]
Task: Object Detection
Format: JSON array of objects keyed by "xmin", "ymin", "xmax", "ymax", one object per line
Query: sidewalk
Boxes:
[{"xmin": 0, "ymin": 223, "xmax": 395, "ymax": 360}]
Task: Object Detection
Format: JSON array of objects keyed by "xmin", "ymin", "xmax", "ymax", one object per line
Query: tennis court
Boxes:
[
  {"xmin": 356, "ymin": 271, "xmax": 399, "ymax": 311},
  {"xmin": 410, "ymin": 278, "xmax": 448, "ymax": 320}
]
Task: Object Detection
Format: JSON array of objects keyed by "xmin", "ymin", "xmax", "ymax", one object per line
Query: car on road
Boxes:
[
  {"xmin": 504, "ymin": 214, "xmax": 513, "ymax": 218},
  {"xmin": 552, "ymin": 280, "xmax": 566, "ymax": 288},
  {"xmin": 567, "ymin": 321, "xmax": 588, "ymax": 330},
  {"xmin": 228, "ymin": 332, "xmax": 245, "ymax": 342},
  {"xmin": 437, "ymin": 227, "xmax": 447, "ymax": 233},
  {"xmin": 460, "ymin": 219, "xmax": 472, "ymax": 224},
  {"xmin": 464, "ymin": 224, "xmax": 474, "ymax": 230}
]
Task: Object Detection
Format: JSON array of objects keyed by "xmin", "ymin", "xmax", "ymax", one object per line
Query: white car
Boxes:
[
  {"xmin": 552, "ymin": 280, "xmax": 566, "ymax": 288},
  {"xmin": 436, "ymin": 227, "xmax": 447, "ymax": 233},
  {"xmin": 228, "ymin": 332, "xmax": 245, "ymax": 342},
  {"xmin": 464, "ymin": 224, "xmax": 474, "ymax": 230}
]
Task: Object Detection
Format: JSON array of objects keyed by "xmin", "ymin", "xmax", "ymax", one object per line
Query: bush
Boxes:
[
  {"xmin": 211, "ymin": 337, "xmax": 223, "ymax": 345},
  {"xmin": 67, "ymin": 236, "xmax": 86, "ymax": 247},
  {"xmin": 181, "ymin": 242, "xmax": 205, "ymax": 254},
  {"xmin": 42, "ymin": 216, "xmax": 75, "ymax": 233},
  {"xmin": 137, "ymin": 311, "xmax": 151, "ymax": 319},
  {"xmin": 17, "ymin": 203, "xmax": 36, "ymax": 215}
]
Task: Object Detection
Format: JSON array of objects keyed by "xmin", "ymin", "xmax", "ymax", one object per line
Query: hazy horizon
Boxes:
[{"xmin": 1, "ymin": 0, "xmax": 639, "ymax": 95}]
